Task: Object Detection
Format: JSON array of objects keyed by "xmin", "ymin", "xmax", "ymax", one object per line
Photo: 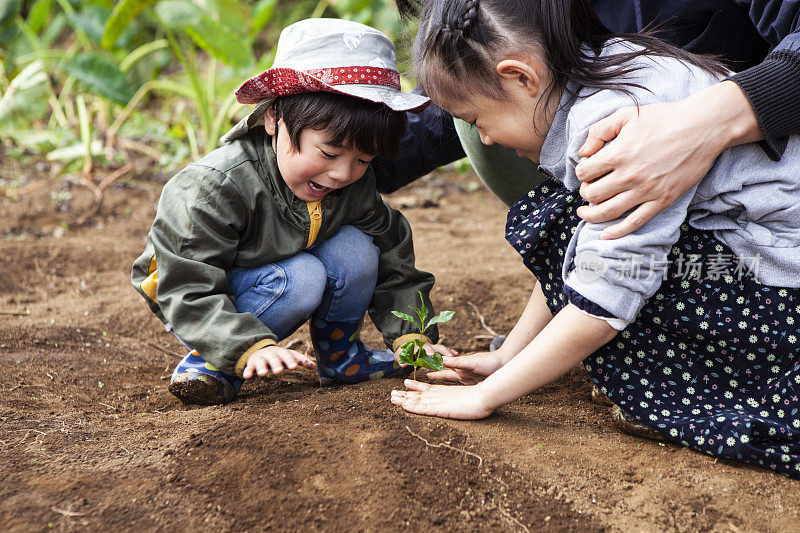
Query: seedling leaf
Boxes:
[
  {"xmin": 416, "ymin": 352, "xmax": 444, "ymax": 371},
  {"xmin": 391, "ymin": 311, "xmax": 421, "ymax": 331},
  {"xmin": 426, "ymin": 310, "xmax": 455, "ymax": 328},
  {"xmin": 398, "ymin": 342, "xmax": 415, "ymax": 366}
]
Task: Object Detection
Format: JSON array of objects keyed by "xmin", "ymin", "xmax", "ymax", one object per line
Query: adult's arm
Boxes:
[
  {"xmin": 575, "ymin": 0, "xmax": 800, "ymax": 239},
  {"xmin": 371, "ymin": 100, "xmax": 466, "ymax": 194}
]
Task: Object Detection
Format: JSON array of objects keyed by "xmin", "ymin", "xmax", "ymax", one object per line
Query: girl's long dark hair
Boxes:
[{"xmin": 413, "ymin": 0, "xmax": 728, "ymax": 111}]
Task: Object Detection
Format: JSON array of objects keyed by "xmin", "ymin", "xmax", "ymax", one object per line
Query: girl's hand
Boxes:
[
  {"xmin": 242, "ymin": 346, "xmax": 316, "ymax": 379},
  {"xmin": 391, "ymin": 380, "xmax": 495, "ymax": 420},
  {"xmin": 426, "ymin": 351, "xmax": 504, "ymax": 385}
]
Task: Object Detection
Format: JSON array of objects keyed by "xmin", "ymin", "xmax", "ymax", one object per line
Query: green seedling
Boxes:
[{"xmin": 392, "ymin": 291, "xmax": 454, "ymax": 379}]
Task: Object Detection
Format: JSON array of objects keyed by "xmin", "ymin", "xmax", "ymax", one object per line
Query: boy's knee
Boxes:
[
  {"xmin": 287, "ymin": 254, "xmax": 327, "ymax": 313},
  {"xmin": 327, "ymin": 226, "xmax": 379, "ymax": 281}
]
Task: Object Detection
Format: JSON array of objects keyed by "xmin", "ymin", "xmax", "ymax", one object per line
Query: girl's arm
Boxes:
[
  {"xmin": 426, "ymin": 280, "xmax": 554, "ymax": 384},
  {"xmin": 392, "ymin": 303, "xmax": 618, "ymax": 420},
  {"xmin": 478, "ymin": 304, "xmax": 617, "ymax": 409}
]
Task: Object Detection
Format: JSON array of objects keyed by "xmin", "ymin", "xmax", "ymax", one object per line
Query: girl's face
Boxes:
[
  {"xmin": 265, "ymin": 108, "xmax": 373, "ymax": 202},
  {"xmin": 439, "ymin": 59, "xmax": 557, "ymax": 161}
]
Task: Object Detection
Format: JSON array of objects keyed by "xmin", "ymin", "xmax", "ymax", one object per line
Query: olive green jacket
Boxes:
[{"xmin": 131, "ymin": 127, "xmax": 437, "ymax": 376}]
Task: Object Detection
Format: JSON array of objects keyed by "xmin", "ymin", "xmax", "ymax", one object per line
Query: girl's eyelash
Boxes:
[{"xmin": 320, "ymin": 150, "xmax": 337, "ymax": 158}]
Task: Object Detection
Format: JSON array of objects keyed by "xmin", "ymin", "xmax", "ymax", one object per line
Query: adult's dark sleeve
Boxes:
[
  {"xmin": 372, "ymin": 100, "xmax": 466, "ymax": 194},
  {"xmin": 730, "ymin": 0, "xmax": 800, "ymax": 159}
]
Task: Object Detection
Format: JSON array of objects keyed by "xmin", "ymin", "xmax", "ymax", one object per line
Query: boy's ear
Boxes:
[
  {"xmin": 264, "ymin": 104, "xmax": 277, "ymax": 136},
  {"xmin": 496, "ymin": 59, "xmax": 541, "ymax": 97}
]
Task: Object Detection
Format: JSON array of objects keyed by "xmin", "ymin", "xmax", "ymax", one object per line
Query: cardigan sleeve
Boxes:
[{"xmin": 729, "ymin": 0, "xmax": 800, "ymax": 158}]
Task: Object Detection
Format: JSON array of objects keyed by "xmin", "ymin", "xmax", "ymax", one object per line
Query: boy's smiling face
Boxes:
[{"xmin": 265, "ymin": 106, "xmax": 374, "ymax": 202}]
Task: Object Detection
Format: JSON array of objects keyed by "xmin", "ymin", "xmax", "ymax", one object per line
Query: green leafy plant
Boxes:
[{"xmin": 392, "ymin": 291, "xmax": 454, "ymax": 379}]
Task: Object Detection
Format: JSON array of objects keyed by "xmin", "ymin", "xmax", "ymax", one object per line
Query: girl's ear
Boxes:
[
  {"xmin": 496, "ymin": 59, "xmax": 541, "ymax": 97},
  {"xmin": 264, "ymin": 105, "xmax": 277, "ymax": 136}
]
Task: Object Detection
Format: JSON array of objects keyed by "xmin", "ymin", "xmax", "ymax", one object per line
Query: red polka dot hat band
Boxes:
[
  {"xmin": 233, "ymin": 18, "xmax": 429, "ymax": 113},
  {"xmin": 236, "ymin": 66, "xmax": 401, "ymax": 103}
]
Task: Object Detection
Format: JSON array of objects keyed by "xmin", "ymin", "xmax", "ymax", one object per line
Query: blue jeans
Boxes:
[{"xmin": 227, "ymin": 226, "xmax": 379, "ymax": 339}]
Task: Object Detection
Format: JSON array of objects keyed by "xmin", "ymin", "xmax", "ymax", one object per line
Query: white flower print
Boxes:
[
  {"xmin": 687, "ymin": 387, "xmax": 695, "ymax": 395},
  {"xmin": 742, "ymin": 308, "xmax": 750, "ymax": 316},
  {"xmin": 696, "ymin": 307, "xmax": 705, "ymax": 316},
  {"xmin": 645, "ymin": 391, "xmax": 653, "ymax": 398},
  {"xmin": 697, "ymin": 436, "xmax": 705, "ymax": 445},
  {"xmin": 640, "ymin": 378, "xmax": 649, "ymax": 386},
  {"xmin": 789, "ymin": 335, "xmax": 797, "ymax": 344},
  {"xmin": 700, "ymin": 322, "xmax": 709, "ymax": 330},
  {"xmin": 661, "ymin": 409, "xmax": 671, "ymax": 417},
  {"xmin": 772, "ymin": 365, "xmax": 780, "ymax": 374},
  {"xmin": 738, "ymin": 321, "xmax": 747, "ymax": 329},
  {"xmin": 746, "ymin": 353, "xmax": 756, "ymax": 361},
  {"xmin": 667, "ymin": 349, "xmax": 675, "ymax": 358},
  {"xmin": 720, "ymin": 293, "xmax": 728, "ymax": 302},
  {"xmin": 670, "ymin": 428, "xmax": 679, "ymax": 437},
  {"xmin": 621, "ymin": 372, "xmax": 629, "ymax": 381},
  {"xmin": 746, "ymin": 398, "xmax": 759, "ymax": 408},
  {"xmin": 760, "ymin": 410, "xmax": 769, "ymax": 417},
  {"xmin": 692, "ymin": 409, "xmax": 701, "ymax": 415},
  {"xmin": 736, "ymin": 296, "xmax": 745, "ymax": 304},
  {"xmin": 724, "ymin": 391, "xmax": 733, "ymax": 399},
  {"xmin": 664, "ymin": 367, "xmax": 672, "ymax": 375},
  {"xmin": 682, "ymin": 372, "xmax": 691, "ymax": 381},
  {"xmin": 749, "ymin": 335, "xmax": 758, "ymax": 343},
  {"xmin": 624, "ymin": 356, "xmax": 633, "ymax": 364},
  {"xmin": 640, "ymin": 401, "xmax": 649, "ymax": 408},
  {"xmin": 760, "ymin": 324, "xmax": 770, "ymax": 333},
  {"xmin": 740, "ymin": 434, "xmax": 749, "ymax": 443},
  {"xmin": 676, "ymin": 302, "xmax": 685, "ymax": 311},
  {"xmin": 649, "ymin": 414, "xmax": 658, "ymax": 421},
  {"xmin": 726, "ymin": 437, "xmax": 736, "ymax": 446},
  {"xmin": 681, "ymin": 281, "xmax": 690, "ymax": 289},
  {"xmin": 730, "ymin": 379, "xmax": 738, "ymax": 388},
  {"xmin": 682, "ymin": 397, "xmax": 691, "ymax": 405},
  {"xmin": 778, "ymin": 409, "xmax": 785, "ymax": 418},
  {"xmin": 779, "ymin": 289, "xmax": 788, "ymax": 297}
]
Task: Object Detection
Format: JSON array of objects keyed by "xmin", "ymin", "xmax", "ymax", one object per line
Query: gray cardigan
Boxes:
[{"xmin": 540, "ymin": 40, "xmax": 800, "ymax": 325}]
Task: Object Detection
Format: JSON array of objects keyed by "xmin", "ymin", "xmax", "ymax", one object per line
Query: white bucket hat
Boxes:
[{"xmin": 221, "ymin": 18, "xmax": 429, "ymax": 143}]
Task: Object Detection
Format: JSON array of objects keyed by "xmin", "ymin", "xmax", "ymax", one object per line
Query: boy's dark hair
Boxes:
[
  {"xmin": 274, "ymin": 92, "xmax": 408, "ymax": 158},
  {"xmin": 414, "ymin": 0, "xmax": 728, "ymax": 115}
]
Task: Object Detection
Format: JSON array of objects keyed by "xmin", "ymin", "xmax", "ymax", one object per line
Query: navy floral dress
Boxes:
[{"xmin": 506, "ymin": 179, "xmax": 800, "ymax": 479}]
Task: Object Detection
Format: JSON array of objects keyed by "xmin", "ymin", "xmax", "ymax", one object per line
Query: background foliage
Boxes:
[{"xmin": 0, "ymin": 0, "xmax": 411, "ymax": 176}]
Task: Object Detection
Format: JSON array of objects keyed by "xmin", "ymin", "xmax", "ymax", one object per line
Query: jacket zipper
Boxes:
[{"xmin": 306, "ymin": 200, "xmax": 323, "ymax": 248}]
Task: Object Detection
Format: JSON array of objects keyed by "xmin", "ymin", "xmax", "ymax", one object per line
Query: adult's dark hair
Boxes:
[
  {"xmin": 274, "ymin": 92, "xmax": 408, "ymax": 158},
  {"xmin": 414, "ymin": 0, "xmax": 728, "ymax": 112}
]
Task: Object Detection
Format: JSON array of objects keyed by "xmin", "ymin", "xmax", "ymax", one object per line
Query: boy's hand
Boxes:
[
  {"xmin": 426, "ymin": 351, "xmax": 504, "ymax": 385},
  {"xmin": 242, "ymin": 345, "xmax": 316, "ymax": 379},
  {"xmin": 394, "ymin": 342, "xmax": 459, "ymax": 365}
]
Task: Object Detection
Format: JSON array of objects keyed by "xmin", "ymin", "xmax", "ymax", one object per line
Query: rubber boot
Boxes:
[
  {"xmin": 168, "ymin": 350, "xmax": 244, "ymax": 405},
  {"xmin": 310, "ymin": 317, "xmax": 411, "ymax": 385}
]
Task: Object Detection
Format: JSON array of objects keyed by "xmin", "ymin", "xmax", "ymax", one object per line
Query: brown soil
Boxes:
[{"xmin": 1, "ymin": 163, "xmax": 799, "ymax": 532}]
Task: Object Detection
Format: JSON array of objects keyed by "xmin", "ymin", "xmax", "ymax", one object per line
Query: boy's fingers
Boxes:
[
  {"xmin": 266, "ymin": 354, "xmax": 284, "ymax": 375},
  {"xmin": 242, "ymin": 364, "xmax": 254, "ymax": 379},
  {"xmin": 275, "ymin": 349, "xmax": 298, "ymax": 370},
  {"xmin": 255, "ymin": 357, "xmax": 269, "ymax": 377}
]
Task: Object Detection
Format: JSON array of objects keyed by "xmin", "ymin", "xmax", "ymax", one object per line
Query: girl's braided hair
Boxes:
[{"xmin": 413, "ymin": 0, "xmax": 727, "ymax": 114}]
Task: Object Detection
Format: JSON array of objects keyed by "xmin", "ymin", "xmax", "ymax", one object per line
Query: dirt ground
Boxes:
[{"xmin": 2, "ymin": 159, "xmax": 800, "ymax": 532}]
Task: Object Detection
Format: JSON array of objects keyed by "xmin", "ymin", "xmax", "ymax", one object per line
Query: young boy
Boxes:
[{"xmin": 131, "ymin": 19, "xmax": 454, "ymax": 406}]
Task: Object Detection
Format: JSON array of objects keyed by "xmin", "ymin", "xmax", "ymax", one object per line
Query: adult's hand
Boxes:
[{"xmin": 574, "ymin": 80, "xmax": 764, "ymax": 240}]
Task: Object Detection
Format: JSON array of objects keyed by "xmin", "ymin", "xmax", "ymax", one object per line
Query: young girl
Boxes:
[{"xmin": 391, "ymin": 0, "xmax": 800, "ymax": 478}]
